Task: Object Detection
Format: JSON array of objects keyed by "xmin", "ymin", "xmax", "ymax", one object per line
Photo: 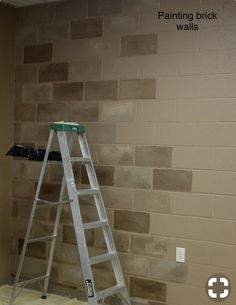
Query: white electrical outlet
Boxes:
[{"xmin": 176, "ymin": 247, "xmax": 185, "ymax": 263}]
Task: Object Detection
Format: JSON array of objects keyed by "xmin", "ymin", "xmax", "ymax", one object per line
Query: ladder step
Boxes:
[
  {"xmin": 28, "ymin": 235, "xmax": 56, "ymax": 243},
  {"xmin": 96, "ymin": 284, "xmax": 125, "ymax": 300},
  {"xmin": 77, "ymin": 189, "xmax": 99, "ymax": 196},
  {"xmin": 83, "ymin": 220, "xmax": 108, "ymax": 230},
  {"xmin": 89, "ymin": 252, "xmax": 117, "ymax": 265},
  {"xmin": 70, "ymin": 157, "xmax": 91, "ymax": 163},
  {"xmin": 36, "ymin": 198, "xmax": 71, "ymax": 208},
  {"xmin": 17, "ymin": 275, "xmax": 48, "ymax": 287}
]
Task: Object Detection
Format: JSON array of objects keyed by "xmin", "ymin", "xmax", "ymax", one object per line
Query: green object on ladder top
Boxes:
[{"xmin": 50, "ymin": 121, "xmax": 85, "ymax": 133}]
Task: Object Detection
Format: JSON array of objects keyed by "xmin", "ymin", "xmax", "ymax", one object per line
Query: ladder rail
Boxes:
[
  {"xmin": 78, "ymin": 133, "xmax": 129, "ymax": 289},
  {"xmin": 42, "ymin": 133, "xmax": 73, "ymax": 298},
  {"xmin": 58, "ymin": 131, "xmax": 97, "ymax": 305},
  {"xmin": 10, "ymin": 129, "xmax": 54, "ymax": 305}
]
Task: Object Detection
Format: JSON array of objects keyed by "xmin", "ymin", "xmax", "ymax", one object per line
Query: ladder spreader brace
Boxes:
[{"xmin": 10, "ymin": 122, "xmax": 131, "ymax": 305}]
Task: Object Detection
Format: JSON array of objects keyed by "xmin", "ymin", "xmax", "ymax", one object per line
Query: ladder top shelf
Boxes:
[{"xmin": 50, "ymin": 122, "xmax": 85, "ymax": 133}]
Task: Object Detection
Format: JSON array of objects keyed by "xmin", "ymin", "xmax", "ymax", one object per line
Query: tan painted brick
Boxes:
[
  {"xmin": 98, "ymin": 144, "xmax": 133, "ymax": 165},
  {"xmin": 53, "ymin": 82, "xmax": 83, "ymax": 101},
  {"xmin": 63, "ymin": 224, "xmax": 94, "ymax": 246},
  {"xmin": 18, "ymin": 238, "xmax": 45, "ymax": 259},
  {"xmin": 55, "ymin": 0, "xmax": 87, "ymax": 21},
  {"xmin": 114, "ymin": 210, "xmax": 149, "ymax": 233},
  {"xmin": 15, "ymin": 84, "xmax": 23, "ymax": 104},
  {"xmin": 120, "ymin": 254, "xmax": 151, "ymax": 277},
  {"xmin": 54, "ymin": 37, "xmax": 120, "ymax": 62},
  {"xmin": 153, "ymin": 169, "xmax": 192, "ymax": 192},
  {"xmin": 176, "ymin": 51, "xmax": 220, "ymax": 75},
  {"xmin": 88, "ymin": 0, "xmax": 121, "ymax": 16},
  {"xmin": 171, "ymin": 192, "xmax": 213, "ymax": 217},
  {"xmin": 155, "ymin": 123, "xmax": 195, "ymax": 146},
  {"xmin": 16, "ymin": 26, "xmax": 37, "ymax": 45},
  {"xmin": 47, "ymin": 164, "xmax": 64, "ymax": 182},
  {"xmin": 85, "ymin": 80, "xmax": 118, "ymax": 100},
  {"xmin": 14, "ymin": 123, "xmax": 21, "ymax": 142},
  {"xmin": 135, "ymin": 146, "xmax": 172, "ymax": 167},
  {"xmin": 53, "ymin": 242, "xmax": 79, "ymax": 265},
  {"xmin": 13, "ymin": 160, "xmax": 41, "ymax": 180},
  {"xmin": 23, "ymin": 84, "xmax": 52, "ymax": 103},
  {"xmin": 15, "ymin": 65, "xmax": 38, "ymax": 83},
  {"xmin": 39, "ymin": 63, "xmax": 69, "ymax": 82},
  {"xmin": 167, "ymin": 237, "xmax": 211, "ymax": 265},
  {"xmin": 24, "ymin": 43, "xmax": 52, "ymax": 64},
  {"xmin": 160, "ymin": 0, "xmax": 199, "ymax": 10},
  {"xmin": 101, "ymin": 187, "xmax": 133, "ymax": 209},
  {"xmin": 81, "ymin": 205, "xmax": 100, "ymax": 223},
  {"xmin": 94, "ymin": 230, "xmax": 129, "ymax": 252},
  {"xmin": 214, "ymin": 195, "xmax": 236, "ymax": 220},
  {"xmin": 137, "ymin": 54, "xmax": 177, "ymax": 78},
  {"xmin": 39, "ymin": 182, "xmax": 61, "ymax": 201},
  {"xmin": 120, "ymin": 79, "xmax": 156, "ymax": 99},
  {"xmin": 13, "ymin": 180, "xmax": 35, "ymax": 200},
  {"xmin": 103, "ymin": 57, "xmax": 137, "ymax": 80},
  {"xmin": 69, "ymin": 60, "xmax": 101, "ymax": 81},
  {"xmin": 123, "ymin": 0, "xmax": 160, "ymax": 13},
  {"xmin": 215, "ymin": 100, "xmax": 236, "ymax": 121},
  {"xmin": 104, "ymin": 14, "xmax": 138, "ymax": 36},
  {"xmin": 211, "ymin": 243, "xmax": 236, "ymax": 268},
  {"xmin": 168, "ymin": 283, "xmax": 212, "ymax": 305},
  {"xmin": 176, "ymin": 101, "xmax": 217, "ymax": 122},
  {"xmin": 131, "ymin": 234, "xmax": 167, "ymax": 258},
  {"xmin": 19, "ymin": 123, "xmax": 49, "ymax": 142},
  {"xmin": 116, "ymin": 123, "xmax": 155, "ymax": 144},
  {"xmin": 150, "ymin": 259, "xmax": 187, "ymax": 283},
  {"xmin": 81, "ymin": 165, "xmax": 114, "ymax": 186},
  {"xmin": 121, "ymin": 34, "xmax": 157, "ymax": 57},
  {"xmin": 196, "ymin": 123, "xmax": 236, "ymax": 147},
  {"xmin": 67, "ymin": 103, "xmax": 99, "ymax": 122},
  {"xmin": 159, "ymin": 75, "xmax": 236, "ymax": 99},
  {"xmin": 86, "ymin": 123, "xmax": 116, "ymax": 144},
  {"xmin": 37, "ymin": 103, "xmax": 67, "ymax": 122},
  {"xmin": 115, "ymin": 166, "xmax": 152, "ymax": 189},
  {"xmin": 38, "ymin": 22, "xmax": 69, "ymax": 42},
  {"xmin": 139, "ymin": 10, "xmax": 166, "ymax": 34},
  {"xmin": 136, "ymin": 101, "xmax": 176, "ymax": 122},
  {"xmin": 100, "ymin": 102, "xmax": 134, "ymax": 122},
  {"xmin": 52, "ymin": 263, "xmax": 83, "ymax": 287},
  {"xmin": 224, "ymin": 2, "xmax": 236, "ymax": 25},
  {"xmin": 158, "ymin": 31, "xmax": 198, "ymax": 53},
  {"xmin": 11, "ymin": 255, "xmax": 47, "ymax": 278},
  {"xmin": 92, "ymin": 268, "xmax": 116, "ymax": 290},
  {"xmin": 18, "ymin": 199, "xmax": 50, "ymax": 221},
  {"xmin": 71, "ymin": 17, "xmax": 103, "ymax": 39},
  {"xmin": 215, "ymin": 148, "xmax": 236, "ymax": 171},
  {"xmin": 34, "ymin": 220, "xmax": 63, "ymax": 241},
  {"xmin": 200, "ymin": 25, "xmax": 236, "ymax": 50},
  {"xmin": 130, "ymin": 276, "xmax": 166, "ymax": 302},
  {"xmin": 186, "ymin": 263, "xmax": 233, "ymax": 288},
  {"xmin": 14, "ymin": 104, "xmax": 36, "ymax": 121},
  {"xmin": 192, "ymin": 170, "xmax": 236, "ymax": 195},
  {"xmin": 18, "ymin": 3, "xmax": 54, "ymax": 25},
  {"xmin": 173, "ymin": 146, "xmax": 215, "ymax": 169},
  {"xmin": 150, "ymin": 214, "xmax": 236, "ymax": 244},
  {"xmin": 133, "ymin": 190, "xmax": 170, "ymax": 213}
]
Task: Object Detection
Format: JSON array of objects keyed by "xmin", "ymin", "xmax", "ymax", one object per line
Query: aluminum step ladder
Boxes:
[{"xmin": 10, "ymin": 122, "xmax": 131, "ymax": 305}]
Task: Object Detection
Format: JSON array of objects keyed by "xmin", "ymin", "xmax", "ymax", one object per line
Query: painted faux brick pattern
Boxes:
[{"xmin": 12, "ymin": 0, "xmax": 236, "ymax": 304}]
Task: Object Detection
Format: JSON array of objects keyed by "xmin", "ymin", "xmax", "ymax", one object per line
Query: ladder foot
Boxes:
[{"xmin": 42, "ymin": 295, "xmax": 47, "ymax": 299}]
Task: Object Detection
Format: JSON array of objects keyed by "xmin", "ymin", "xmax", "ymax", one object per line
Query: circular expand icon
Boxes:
[{"xmin": 206, "ymin": 273, "xmax": 231, "ymax": 302}]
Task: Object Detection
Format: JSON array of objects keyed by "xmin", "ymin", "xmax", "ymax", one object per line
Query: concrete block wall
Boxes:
[{"xmin": 11, "ymin": 0, "xmax": 236, "ymax": 304}]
